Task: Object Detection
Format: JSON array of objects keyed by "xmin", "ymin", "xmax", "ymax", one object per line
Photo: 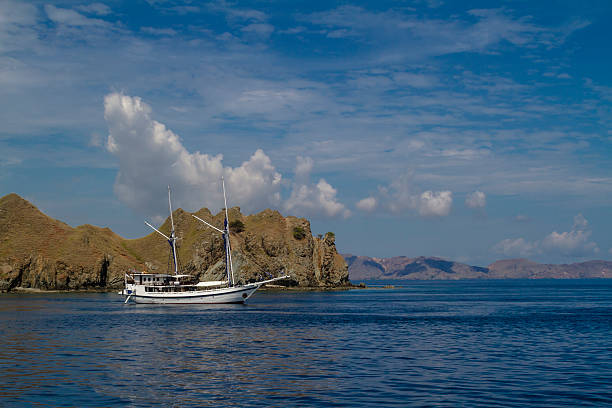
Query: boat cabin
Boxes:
[{"xmin": 125, "ymin": 272, "xmax": 228, "ymax": 293}]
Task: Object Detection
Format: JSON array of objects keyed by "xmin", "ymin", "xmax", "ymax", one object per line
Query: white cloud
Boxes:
[
  {"xmin": 76, "ymin": 3, "xmax": 112, "ymax": 16},
  {"xmin": 104, "ymin": 93, "xmax": 349, "ymax": 220},
  {"xmin": 283, "ymin": 156, "xmax": 350, "ymax": 218},
  {"xmin": 225, "ymin": 149, "xmax": 282, "ymax": 211},
  {"xmin": 572, "ymin": 213, "xmax": 588, "ymax": 230},
  {"xmin": 303, "ymin": 6, "xmax": 583, "ymax": 62},
  {"xmin": 241, "ymin": 23, "xmax": 274, "ymax": 38},
  {"xmin": 104, "ymin": 92, "xmax": 282, "ymax": 218},
  {"xmin": 0, "ymin": 1, "xmax": 39, "ymax": 54},
  {"xmin": 493, "ymin": 237, "xmax": 538, "ymax": 258},
  {"xmin": 356, "ymin": 196, "xmax": 377, "ymax": 212},
  {"xmin": 294, "ymin": 156, "xmax": 313, "ymax": 180},
  {"xmin": 541, "ymin": 229, "xmax": 598, "ymax": 256},
  {"xmin": 419, "ymin": 190, "xmax": 452, "ymax": 217},
  {"xmin": 541, "ymin": 214, "xmax": 599, "ymax": 256},
  {"xmin": 44, "ymin": 5, "xmax": 110, "ymax": 27},
  {"xmin": 0, "ymin": 1, "xmax": 37, "ymax": 25},
  {"xmin": 392, "ymin": 72, "xmax": 438, "ymax": 89},
  {"xmin": 494, "ymin": 214, "xmax": 600, "ymax": 259},
  {"xmin": 141, "ymin": 27, "xmax": 177, "ymax": 36},
  {"xmin": 465, "ymin": 190, "xmax": 486, "ymax": 208},
  {"xmin": 226, "ymin": 88, "xmax": 313, "ymax": 116},
  {"xmin": 380, "ymin": 173, "xmax": 417, "ymax": 214},
  {"xmin": 362, "ymin": 174, "xmax": 453, "ymax": 217},
  {"xmin": 211, "ymin": 4, "xmax": 268, "ymax": 24}
]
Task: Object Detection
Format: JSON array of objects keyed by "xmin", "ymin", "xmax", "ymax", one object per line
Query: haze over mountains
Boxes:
[{"xmin": 344, "ymin": 254, "xmax": 612, "ymax": 281}]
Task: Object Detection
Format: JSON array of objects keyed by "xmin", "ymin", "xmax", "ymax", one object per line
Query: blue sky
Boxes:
[{"xmin": 1, "ymin": 0, "xmax": 611, "ymax": 266}]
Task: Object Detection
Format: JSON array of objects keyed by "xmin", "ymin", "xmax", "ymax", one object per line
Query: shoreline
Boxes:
[{"xmin": 2, "ymin": 284, "xmax": 361, "ymax": 294}]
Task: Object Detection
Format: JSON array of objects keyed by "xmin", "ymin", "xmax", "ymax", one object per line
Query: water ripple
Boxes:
[{"xmin": 0, "ymin": 280, "xmax": 611, "ymax": 407}]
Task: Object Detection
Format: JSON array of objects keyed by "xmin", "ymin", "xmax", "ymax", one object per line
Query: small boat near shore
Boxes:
[{"xmin": 121, "ymin": 181, "xmax": 289, "ymax": 304}]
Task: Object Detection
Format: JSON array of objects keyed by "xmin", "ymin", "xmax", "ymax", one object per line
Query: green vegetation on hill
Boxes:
[
  {"xmin": 292, "ymin": 226, "xmax": 306, "ymax": 240},
  {"xmin": 230, "ymin": 220, "xmax": 245, "ymax": 233}
]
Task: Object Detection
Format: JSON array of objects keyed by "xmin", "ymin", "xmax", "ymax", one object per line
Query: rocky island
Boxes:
[{"xmin": 0, "ymin": 193, "xmax": 349, "ymax": 292}]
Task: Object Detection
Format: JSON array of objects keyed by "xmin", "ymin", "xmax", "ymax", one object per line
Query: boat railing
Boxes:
[{"xmin": 141, "ymin": 283, "xmax": 230, "ymax": 293}]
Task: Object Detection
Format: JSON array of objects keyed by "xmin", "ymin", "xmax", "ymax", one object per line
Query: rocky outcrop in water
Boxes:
[{"xmin": 0, "ymin": 193, "xmax": 349, "ymax": 291}]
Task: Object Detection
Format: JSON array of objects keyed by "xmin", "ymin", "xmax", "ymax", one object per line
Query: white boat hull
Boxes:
[
  {"xmin": 121, "ymin": 284, "xmax": 259, "ymax": 304},
  {"xmin": 120, "ymin": 276, "xmax": 289, "ymax": 304}
]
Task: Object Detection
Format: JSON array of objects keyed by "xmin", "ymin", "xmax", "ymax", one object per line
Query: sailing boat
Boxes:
[{"xmin": 121, "ymin": 182, "xmax": 289, "ymax": 304}]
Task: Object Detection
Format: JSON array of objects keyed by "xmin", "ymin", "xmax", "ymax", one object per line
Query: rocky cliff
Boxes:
[{"xmin": 0, "ymin": 193, "xmax": 349, "ymax": 291}]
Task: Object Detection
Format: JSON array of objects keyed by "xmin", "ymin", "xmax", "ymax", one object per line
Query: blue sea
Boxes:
[{"xmin": 1, "ymin": 280, "xmax": 611, "ymax": 407}]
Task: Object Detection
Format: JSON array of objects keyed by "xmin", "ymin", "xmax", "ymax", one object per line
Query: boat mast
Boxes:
[
  {"xmin": 190, "ymin": 178, "xmax": 235, "ymax": 287},
  {"xmin": 168, "ymin": 185, "xmax": 178, "ymax": 275},
  {"xmin": 222, "ymin": 177, "xmax": 235, "ymax": 287}
]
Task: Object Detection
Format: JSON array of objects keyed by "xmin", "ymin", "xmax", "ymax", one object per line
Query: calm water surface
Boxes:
[{"xmin": 1, "ymin": 280, "xmax": 611, "ymax": 407}]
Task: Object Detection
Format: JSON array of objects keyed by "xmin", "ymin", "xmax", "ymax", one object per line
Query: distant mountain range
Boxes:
[{"xmin": 343, "ymin": 254, "xmax": 612, "ymax": 280}]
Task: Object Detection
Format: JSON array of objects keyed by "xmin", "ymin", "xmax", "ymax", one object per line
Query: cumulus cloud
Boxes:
[
  {"xmin": 283, "ymin": 156, "xmax": 350, "ymax": 218},
  {"xmin": 465, "ymin": 190, "xmax": 486, "ymax": 208},
  {"xmin": 572, "ymin": 213, "xmax": 588, "ymax": 230},
  {"xmin": 541, "ymin": 214, "xmax": 599, "ymax": 256},
  {"xmin": 104, "ymin": 92, "xmax": 282, "ymax": 218},
  {"xmin": 541, "ymin": 229, "xmax": 598, "ymax": 256},
  {"xmin": 294, "ymin": 155, "xmax": 313, "ymax": 181},
  {"xmin": 493, "ymin": 237, "xmax": 538, "ymax": 258},
  {"xmin": 104, "ymin": 93, "xmax": 350, "ymax": 220},
  {"xmin": 494, "ymin": 214, "xmax": 599, "ymax": 259},
  {"xmin": 419, "ymin": 191, "xmax": 453, "ymax": 217},
  {"xmin": 379, "ymin": 173, "xmax": 417, "ymax": 214},
  {"xmin": 356, "ymin": 196, "xmax": 377, "ymax": 212},
  {"xmin": 360, "ymin": 173, "xmax": 452, "ymax": 217}
]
